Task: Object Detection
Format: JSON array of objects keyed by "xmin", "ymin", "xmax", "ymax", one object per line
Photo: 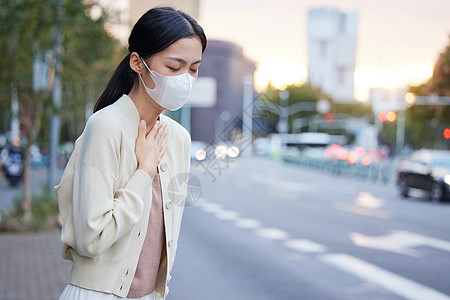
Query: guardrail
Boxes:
[{"xmin": 282, "ymin": 155, "xmax": 397, "ymax": 184}]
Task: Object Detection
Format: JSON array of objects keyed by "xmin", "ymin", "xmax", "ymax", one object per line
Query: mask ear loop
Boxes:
[{"xmin": 140, "ymin": 57, "xmax": 156, "ymax": 77}]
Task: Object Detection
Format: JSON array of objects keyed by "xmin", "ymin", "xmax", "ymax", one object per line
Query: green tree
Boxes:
[
  {"xmin": 1, "ymin": 0, "xmax": 61, "ymax": 222},
  {"xmin": 0, "ymin": 0, "xmax": 122, "ymax": 223},
  {"xmin": 260, "ymin": 84, "xmax": 333, "ymax": 133},
  {"xmin": 59, "ymin": 1, "xmax": 124, "ymax": 141},
  {"xmin": 260, "ymin": 84, "xmax": 373, "ymax": 139},
  {"xmin": 406, "ymin": 36, "xmax": 450, "ymax": 150},
  {"xmin": 426, "ymin": 35, "xmax": 450, "ymax": 96}
]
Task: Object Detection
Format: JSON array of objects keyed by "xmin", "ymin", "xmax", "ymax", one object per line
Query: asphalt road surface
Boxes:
[{"xmin": 169, "ymin": 156, "xmax": 450, "ymax": 300}]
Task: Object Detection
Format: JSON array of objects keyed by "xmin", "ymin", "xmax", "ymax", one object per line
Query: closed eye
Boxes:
[{"xmin": 168, "ymin": 66, "xmax": 180, "ymax": 72}]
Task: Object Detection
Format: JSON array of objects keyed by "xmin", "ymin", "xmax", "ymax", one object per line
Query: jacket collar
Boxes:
[{"xmin": 114, "ymin": 94, "xmax": 169, "ymax": 172}]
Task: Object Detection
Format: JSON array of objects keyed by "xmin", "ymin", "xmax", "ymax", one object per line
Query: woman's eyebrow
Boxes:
[{"xmin": 165, "ymin": 57, "xmax": 202, "ymax": 65}]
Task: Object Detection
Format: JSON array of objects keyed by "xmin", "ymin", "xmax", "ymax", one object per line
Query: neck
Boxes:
[{"xmin": 128, "ymin": 87, "xmax": 164, "ymax": 133}]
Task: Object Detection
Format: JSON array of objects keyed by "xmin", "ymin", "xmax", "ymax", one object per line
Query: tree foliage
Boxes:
[
  {"xmin": 261, "ymin": 84, "xmax": 373, "ymax": 137},
  {"xmin": 406, "ymin": 36, "xmax": 450, "ymax": 150},
  {"xmin": 426, "ymin": 35, "xmax": 450, "ymax": 96},
  {"xmin": 260, "ymin": 84, "xmax": 332, "ymax": 133},
  {"xmin": 0, "ymin": 0, "xmax": 123, "ymax": 223}
]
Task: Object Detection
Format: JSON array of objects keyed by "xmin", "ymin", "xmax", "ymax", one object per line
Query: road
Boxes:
[{"xmin": 169, "ymin": 156, "xmax": 450, "ymax": 300}]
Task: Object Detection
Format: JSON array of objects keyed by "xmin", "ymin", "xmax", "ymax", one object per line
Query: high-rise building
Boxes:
[{"xmin": 307, "ymin": 7, "xmax": 357, "ymax": 102}]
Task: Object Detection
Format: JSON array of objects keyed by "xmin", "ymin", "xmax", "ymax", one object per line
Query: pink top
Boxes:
[{"xmin": 127, "ymin": 172, "xmax": 165, "ymax": 298}]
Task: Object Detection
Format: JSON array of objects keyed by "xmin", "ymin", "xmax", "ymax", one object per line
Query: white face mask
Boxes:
[{"xmin": 138, "ymin": 57, "xmax": 196, "ymax": 111}]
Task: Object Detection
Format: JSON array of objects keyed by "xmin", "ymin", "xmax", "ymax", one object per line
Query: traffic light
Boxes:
[
  {"xmin": 378, "ymin": 111, "xmax": 397, "ymax": 122},
  {"xmin": 387, "ymin": 111, "xmax": 397, "ymax": 122},
  {"xmin": 444, "ymin": 128, "xmax": 450, "ymax": 140}
]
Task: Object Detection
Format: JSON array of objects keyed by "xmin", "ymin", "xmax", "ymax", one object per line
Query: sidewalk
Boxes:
[{"xmin": 0, "ymin": 229, "xmax": 71, "ymax": 300}]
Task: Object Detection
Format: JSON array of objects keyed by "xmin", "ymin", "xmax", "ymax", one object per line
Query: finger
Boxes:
[
  {"xmin": 155, "ymin": 124, "xmax": 167, "ymax": 145},
  {"xmin": 159, "ymin": 144, "xmax": 167, "ymax": 160},
  {"xmin": 146, "ymin": 120, "xmax": 160, "ymax": 139},
  {"xmin": 151, "ymin": 121, "xmax": 165, "ymax": 143},
  {"xmin": 137, "ymin": 120, "xmax": 146, "ymax": 141}
]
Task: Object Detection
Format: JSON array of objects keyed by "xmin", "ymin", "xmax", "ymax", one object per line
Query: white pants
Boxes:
[{"xmin": 59, "ymin": 284, "xmax": 156, "ymax": 300}]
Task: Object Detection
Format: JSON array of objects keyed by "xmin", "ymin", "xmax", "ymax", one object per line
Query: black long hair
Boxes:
[{"xmin": 94, "ymin": 7, "xmax": 207, "ymax": 112}]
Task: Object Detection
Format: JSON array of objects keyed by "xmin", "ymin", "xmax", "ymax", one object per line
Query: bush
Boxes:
[{"xmin": 0, "ymin": 186, "xmax": 59, "ymax": 232}]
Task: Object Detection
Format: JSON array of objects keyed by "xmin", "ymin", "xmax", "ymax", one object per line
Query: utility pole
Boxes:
[
  {"xmin": 242, "ymin": 75, "xmax": 253, "ymax": 157},
  {"xmin": 48, "ymin": 0, "xmax": 63, "ymax": 190},
  {"xmin": 277, "ymin": 90, "xmax": 289, "ymax": 134},
  {"xmin": 396, "ymin": 110, "xmax": 405, "ymax": 154},
  {"xmin": 10, "ymin": 87, "xmax": 20, "ymax": 141}
]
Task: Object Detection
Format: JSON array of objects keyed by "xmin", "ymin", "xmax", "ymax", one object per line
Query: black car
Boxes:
[{"xmin": 396, "ymin": 150, "xmax": 450, "ymax": 202}]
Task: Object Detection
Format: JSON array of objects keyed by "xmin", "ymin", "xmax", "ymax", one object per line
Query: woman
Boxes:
[{"xmin": 55, "ymin": 7, "xmax": 207, "ymax": 300}]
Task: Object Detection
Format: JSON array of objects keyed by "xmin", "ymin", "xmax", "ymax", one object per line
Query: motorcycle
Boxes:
[{"xmin": 2, "ymin": 148, "xmax": 24, "ymax": 187}]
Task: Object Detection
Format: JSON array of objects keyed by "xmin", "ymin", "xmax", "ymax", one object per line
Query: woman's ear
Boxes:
[{"xmin": 129, "ymin": 52, "xmax": 143, "ymax": 74}]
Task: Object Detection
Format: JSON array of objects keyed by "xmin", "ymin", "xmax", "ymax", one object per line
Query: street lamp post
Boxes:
[
  {"xmin": 396, "ymin": 110, "xmax": 405, "ymax": 154},
  {"xmin": 242, "ymin": 75, "xmax": 254, "ymax": 157},
  {"xmin": 277, "ymin": 90, "xmax": 289, "ymax": 134}
]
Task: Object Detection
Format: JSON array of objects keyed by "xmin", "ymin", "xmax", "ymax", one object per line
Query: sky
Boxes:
[
  {"xmin": 109, "ymin": 0, "xmax": 450, "ymax": 101},
  {"xmin": 197, "ymin": 0, "xmax": 450, "ymax": 100}
]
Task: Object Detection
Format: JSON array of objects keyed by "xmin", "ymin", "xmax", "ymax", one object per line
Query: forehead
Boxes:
[{"xmin": 155, "ymin": 37, "xmax": 203, "ymax": 61}]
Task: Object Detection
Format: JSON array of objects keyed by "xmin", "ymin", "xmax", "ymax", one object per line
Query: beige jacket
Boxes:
[{"xmin": 55, "ymin": 95, "xmax": 190, "ymax": 299}]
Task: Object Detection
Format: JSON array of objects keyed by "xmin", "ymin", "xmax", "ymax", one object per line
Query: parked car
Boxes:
[{"xmin": 396, "ymin": 149, "xmax": 450, "ymax": 202}]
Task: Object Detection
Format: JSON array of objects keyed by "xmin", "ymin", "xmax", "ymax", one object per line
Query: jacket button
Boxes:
[
  {"xmin": 120, "ymin": 285, "xmax": 123, "ymax": 291},
  {"xmin": 165, "ymin": 201, "xmax": 172, "ymax": 210},
  {"xmin": 137, "ymin": 230, "xmax": 141, "ymax": 238},
  {"xmin": 160, "ymin": 162, "xmax": 168, "ymax": 172},
  {"xmin": 168, "ymin": 239, "xmax": 173, "ymax": 247}
]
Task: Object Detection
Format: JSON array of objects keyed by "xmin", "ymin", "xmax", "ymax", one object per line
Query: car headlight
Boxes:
[
  {"xmin": 215, "ymin": 145, "xmax": 228, "ymax": 160},
  {"xmin": 445, "ymin": 175, "xmax": 450, "ymax": 186},
  {"xmin": 227, "ymin": 146, "xmax": 240, "ymax": 158},
  {"xmin": 195, "ymin": 149, "xmax": 206, "ymax": 161}
]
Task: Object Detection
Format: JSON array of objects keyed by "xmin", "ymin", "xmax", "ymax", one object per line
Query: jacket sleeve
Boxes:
[{"xmin": 72, "ymin": 113, "xmax": 152, "ymax": 258}]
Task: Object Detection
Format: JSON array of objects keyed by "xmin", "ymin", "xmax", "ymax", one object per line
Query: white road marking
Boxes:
[
  {"xmin": 234, "ymin": 218, "xmax": 262, "ymax": 229},
  {"xmin": 334, "ymin": 191, "xmax": 391, "ymax": 219},
  {"xmin": 350, "ymin": 230, "xmax": 450, "ymax": 257},
  {"xmin": 214, "ymin": 210, "xmax": 240, "ymax": 221},
  {"xmin": 334, "ymin": 202, "xmax": 391, "ymax": 219},
  {"xmin": 197, "ymin": 202, "xmax": 224, "ymax": 213},
  {"xmin": 355, "ymin": 192, "xmax": 384, "ymax": 209},
  {"xmin": 284, "ymin": 239, "xmax": 327, "ymax": 253},
  {"xmin": 196, "ymin": 198, "xmax": 450, "ymax": 300},
  {"xmin": 320, "ymin": 253, "xmax": 450, "ymax": 300},
  {"xmin": 425, "ymin": 235, "xmax": 450, "ymax": 252},
  {"xmin": 350, "ymin": 232, "xmax": 421, "ymax": 257},
  {"xmin": 256, "ymin": 228, "xmax": 290, "ymax": 240}
]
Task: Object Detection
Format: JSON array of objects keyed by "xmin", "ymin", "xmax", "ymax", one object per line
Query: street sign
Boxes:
[
  {"xmin": 187, "ymin": 77, "xmax": 217, "ymax": 107},
  {"xmin": 317, "ymin": 99, "xmax": 330, "ymax": 114}
]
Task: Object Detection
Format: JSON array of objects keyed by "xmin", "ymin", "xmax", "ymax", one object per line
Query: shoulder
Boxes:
[{"xmin": 83, "ymin": 106, "xmax": 122, "ymax": 139}]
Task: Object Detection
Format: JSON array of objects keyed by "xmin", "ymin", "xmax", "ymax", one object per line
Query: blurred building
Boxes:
[
  {"xmin": 188, "ymin": 40, "xmax": 256, "ymax": 143},
  {"xmin": 129, "ymin": 0, "xmax": 199, "ymax": 25},
  {"xmin": 307, "ymin": 7, "xmax": 357, "ymax": 102}
]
